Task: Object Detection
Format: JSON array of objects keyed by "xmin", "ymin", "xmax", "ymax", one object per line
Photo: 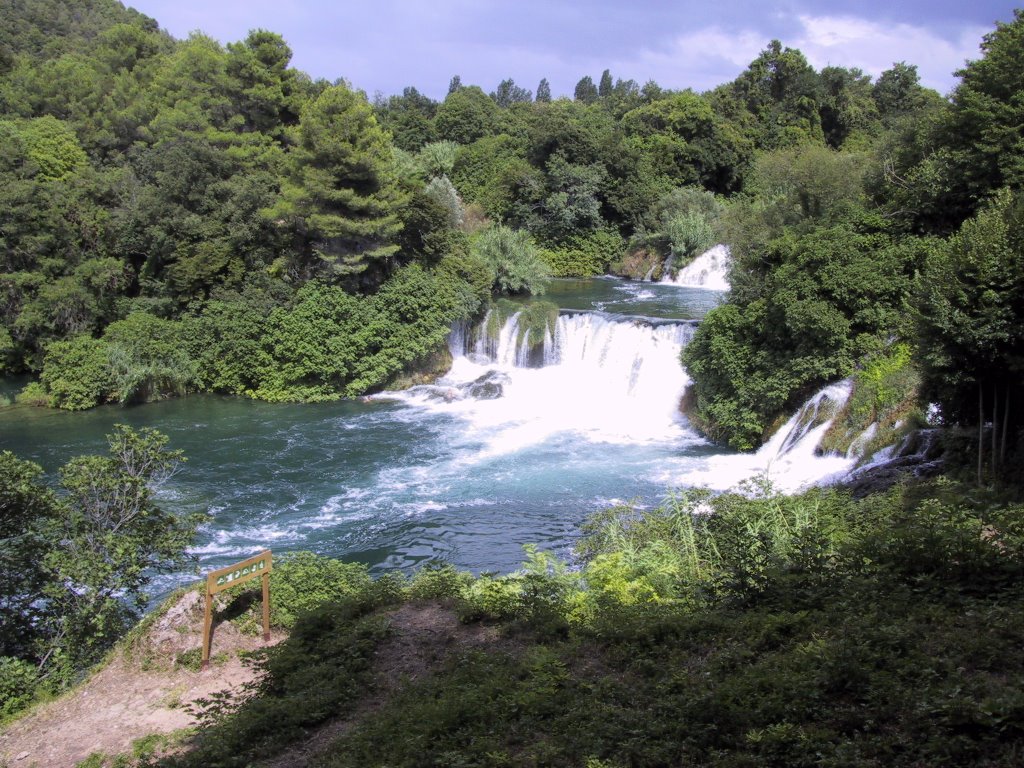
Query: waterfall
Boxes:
[
  {"xmin": 401, "ymin": 310, "xmax": 697, "ymax": 450},
  {"xmin": 670, "ymin": 379, "xmax": 857, "ymax": 493},
  {"xmin": 422, "ymin": 310, "xmax": 866, "ymax": 491},
  {"xmin": 663, "ymin": 244, "xmax": 731, "ymax": 291},
  {"xmin": 760, "ymin": 380, "xmax": 852, "ymax": 461}
]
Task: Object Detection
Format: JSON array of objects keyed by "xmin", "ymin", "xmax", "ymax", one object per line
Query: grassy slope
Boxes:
[{"xmin": 144, "ymin": 478, "xmax": 1024, "ymax": 768}]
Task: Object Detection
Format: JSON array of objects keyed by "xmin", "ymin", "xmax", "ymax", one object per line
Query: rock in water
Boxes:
[{"xmin": 464, "ymin": 371, "xmax": 511, "ymax": 400}]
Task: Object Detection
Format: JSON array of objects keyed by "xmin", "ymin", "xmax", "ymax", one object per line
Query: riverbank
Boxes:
[{"xmin": 6, "ymin": 476, "xmax": 1021, "ymax": 767}]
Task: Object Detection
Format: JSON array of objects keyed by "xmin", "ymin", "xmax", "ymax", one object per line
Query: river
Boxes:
[{"xmin": 0, "ymin": 278, "xmax": 852, "ymax": 592}]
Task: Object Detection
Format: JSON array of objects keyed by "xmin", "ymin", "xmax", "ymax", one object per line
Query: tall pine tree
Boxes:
[{"xmin": 271, "ymin": 84, "xmax": 406, "ymax": 287}]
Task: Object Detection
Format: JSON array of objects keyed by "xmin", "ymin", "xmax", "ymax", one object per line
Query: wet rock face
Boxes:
[
  {"xmin": 464, "ymin": 371, "xmax": 511, "ymax": 400},
  {"xmin": 842, "ymin": 429, "xmax": 946, "ymax": 498}
]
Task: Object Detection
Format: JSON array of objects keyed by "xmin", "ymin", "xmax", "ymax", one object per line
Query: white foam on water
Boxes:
[{"xmin": 406, "ymin": 500, "xmax": 447, "ymax": 515}]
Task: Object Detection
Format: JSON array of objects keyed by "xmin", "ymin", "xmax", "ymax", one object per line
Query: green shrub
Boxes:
[
  {"xmin": 540, "ymin": 229, "xmax": 624, "ymax": 277},
  {"xmin": 459, "ymin": 575, "xmax": 525, "ymax": 621},
  {"xmin": 15, "ymin": 381, "xmax": 49, "ymax": 407},
  {"xmin": 471, "ymin": 225, "xmax": 551, "ymax": 295},
  {"xmin": 268, "ymin": 552, "xmax": 375, "ymax": 628},
  {"xmin": 0, "ymin": 656, "xmax": 38, "ymax": 719},
  {"xmin": 40, "ymin": 335, "xmax": 112, "ymax": 410},
  {"xmin": 406, "ymin": 562, "xmax": 473, "ymax": 600},
  {"xmin": 850, "ymin": 343, "xmax": 919, "ymax": 424},
  {"xmin": 103, "ymin": 313, "xmax": 197, "ymax": 404}
]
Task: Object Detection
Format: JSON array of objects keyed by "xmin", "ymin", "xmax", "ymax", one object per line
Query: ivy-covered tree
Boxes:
[
  {"xmin": 373, "ymin": 86, "xmax": 437, "ymax": 152},
  {"xmin": 873, "ymin": 62, "xmax": 929, "ymax": 124},
  {"xmin": 490, "ymin": 77, "xmax": 531, "ymax": 108},
  {"xmin": 574, "ymin": 76, "xmax": 598, "ymax": 105},
  {"xmin": 536, "ymin": 78, "xmax": 552, "ymax": 103},
  {"xmin": 434, "ymin": 85, "xmax": 498, "ymax": 144},
  {"xmin": 941, "ymin": 10, "xmax": 1024, "ymax": 225},
  {"xmin": 818, "ymin": 66, "xmax": 879, "ymax": 149},
  {"xmin": 729, "ymin": 39, "xmax": 823, "ymax": 148}
]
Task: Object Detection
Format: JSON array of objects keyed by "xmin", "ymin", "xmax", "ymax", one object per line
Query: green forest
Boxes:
[{"xmin": 3, "ymin": 1, "xmax": 1024, "ymax": 765}]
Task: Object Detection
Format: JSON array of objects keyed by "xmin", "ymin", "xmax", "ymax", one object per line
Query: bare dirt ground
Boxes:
[
  {"xmin": 0, "ymin": 591, "xmax": 283, "ymax": 768},
  {"xmin": 1, "ymin": 597, "xmax": 515, "ymax": 768}
]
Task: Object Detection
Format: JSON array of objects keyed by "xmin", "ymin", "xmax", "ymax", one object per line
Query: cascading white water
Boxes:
[
  {"xmin": 401, "ymin": 311, "xmax": 699, "ymax": 454},
  {"xmin": 663, "ymin": 244, "xmax": 731, "ymax": 291},
  {"xmin": 662, "ymin": 379, "xmax": 857, "ymax": 492},
  {"xmin": 417, "ymin": 310, "xmax": 860, "ymax": 492}
]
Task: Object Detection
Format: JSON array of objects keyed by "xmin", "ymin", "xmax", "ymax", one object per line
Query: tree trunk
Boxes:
[
  {"xmin": 1001, "ymin": 386, "xmax": 1011, "ymax": 466},
  {"xmin": 978, "ymin": 381, "xmax": 984, "ymax": 485},
  {"xmin": 992, "ymin": 382, "xmax": 999, "ymax": 472}
]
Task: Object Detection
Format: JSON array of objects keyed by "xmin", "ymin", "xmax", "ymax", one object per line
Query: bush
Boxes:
[
  {"xmin": 471, "ymin": 225, "xmax": 551, "ymax": 296},
  {"xmin": 268, "ymin": 552, "xmax": 375, "ymax": 628},
  {"xmin": 0, "ymin": 656, "xmax": 38, "ymax": 719},
  {"xmin": 103, "ymin": 313, "xmax": 197, "ymax": 404},
  {"xmin": 539, "ymin": 229, "xmax": 624, "ymax": 277},
  {"xmin": 406, "ymin": 563, "xmax": 473, "ymax": 600},
  {"xmin": 39, "ymin": 335, "xmax": 112, "ymax": 410},
  {"xmin": 14, "ymin": 381, "xmax": 49, "ymax": 407}
]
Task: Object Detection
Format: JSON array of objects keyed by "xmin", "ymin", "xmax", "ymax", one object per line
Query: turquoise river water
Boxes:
[{"xmin": 0, "ymin": 278, "xmax": 851, "ymax": 594}]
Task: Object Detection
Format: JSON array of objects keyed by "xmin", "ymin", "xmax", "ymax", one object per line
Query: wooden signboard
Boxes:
[{"xmin": 201, "ymin": 550, "xmax": 272, "ymax": 670}]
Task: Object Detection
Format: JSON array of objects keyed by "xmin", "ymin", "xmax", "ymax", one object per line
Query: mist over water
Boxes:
[{"xmin": 0, "ymin": 278, "xmax": 852, "ymax": 592}]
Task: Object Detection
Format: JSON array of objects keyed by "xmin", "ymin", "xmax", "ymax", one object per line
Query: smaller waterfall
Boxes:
[
  {"xmin": 671, "ymin": 379, "xmax": 856, "ymax": 493},
  {"xmin": 663, "ymin": 245, "xmax": 731, "ymax": 291},
  {"xmin": 761, "ymin": 380, "xmax": 852, "ymax": 461}
]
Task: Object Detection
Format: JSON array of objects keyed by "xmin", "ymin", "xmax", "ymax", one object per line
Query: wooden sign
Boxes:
[
  {"xmin": 207, "ymin": 550, "xmax": 272, "ymax": 594},
  {"xmin": 201, "ymin": 550, "xmax": 272, "ymax": 670}
]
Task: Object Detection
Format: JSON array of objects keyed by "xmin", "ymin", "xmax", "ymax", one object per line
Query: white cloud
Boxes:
[
  {"xmin": 613, "ymin": 28, "xmax": 767, "ymax": 92},
  {"xmin": 792, "ymin": 15, "xmax": 987, "ymax": 94},
  {"xmin": 605, "ymin": 15, "xmax": 987, "ymax": 97}
]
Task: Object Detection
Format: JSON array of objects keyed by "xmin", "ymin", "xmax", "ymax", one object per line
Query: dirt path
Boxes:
[
  {"xmin": 0, "ymin": 597, "xmax": 515, "ymax": 768},
  {"xmin": 0, "ymin": 592, "xmax": 283, "ymax": 768}
]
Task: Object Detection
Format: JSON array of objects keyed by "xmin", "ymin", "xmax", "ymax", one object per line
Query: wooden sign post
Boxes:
[{"xmin": 202, "ymin": 550, "xmax": 273, "ymax": 670}]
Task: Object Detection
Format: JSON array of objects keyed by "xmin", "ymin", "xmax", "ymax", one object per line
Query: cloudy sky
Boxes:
[{"xmin": 126, "ymin": 0, "xmax": 1017, "ymax": 100}]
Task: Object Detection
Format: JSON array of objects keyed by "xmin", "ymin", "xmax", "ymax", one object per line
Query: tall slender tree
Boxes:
[
  {"xmin": 490, "ymin": 77, "xmax": 531, "ymax": 108},
  {"xmin": 574, "ymin": 75, "xmax": 598, "ymax": 105},
  {"xmin": 536, "ymin": 78, "xmax": 552, "ymax": 103}
]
